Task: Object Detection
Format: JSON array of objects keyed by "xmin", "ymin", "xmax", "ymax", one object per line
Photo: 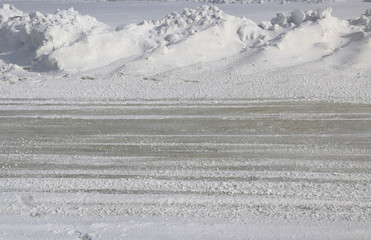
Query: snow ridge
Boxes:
[{"xmin": 0, "ymin": 4, "xmax": 370, "ymax": 75}]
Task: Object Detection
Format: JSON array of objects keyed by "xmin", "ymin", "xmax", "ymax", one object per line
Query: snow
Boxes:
[
  {"xmin": 3, "ymin": 5, "xmax": 261, "ymax": 73},
  {"xmin": 0, "ymin": 5, "xmax": 107, "ymax": 71},
  {"xmin": 0, "ymin": 4, "xmax": 368, "ymax": 73},
  {"xmin": 1, "ymin": 99, "xmax": 371, "ymax": 239},
  {"xmin": 0, "ymin": 1, "xmax": 370, "ymax": 102},
  {"xmin": 2, "ymin": 215, "xmax": 371, "ymax": 240},
  {"xmin": 1, "ymin": 1, "xmax": 371, "ymax": 239}
]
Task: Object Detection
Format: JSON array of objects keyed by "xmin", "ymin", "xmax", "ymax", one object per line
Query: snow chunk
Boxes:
[
  {"xmin": 290, "ymin": 10, "xmax": 306, "ymax": 25},
  {"xmin": 147, "ymin": 5, "xmax": 226, "ymax": 46},
  {"xmin": 271, "ymin": 13, "xmax": 288, "ymax": 26},
  {"xmin": 314, "ymin": 8, "xmax": 332, "ymax": 20},
  {"xmin": 350, "ymin": 9, "xmax": 371, "ymax": 32}
]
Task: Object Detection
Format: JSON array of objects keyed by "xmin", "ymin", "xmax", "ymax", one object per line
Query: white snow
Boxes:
[
  {"xmin": 0, "ymin": 1, "xmax": 371, "ymax": 238},
  {"xmin": 0, "ymin": 5, "xmax": 107, "ymax": 71},
  {"xmin": 0, "ymin": 2, "xmax": 370, "ymax": 102},
  {"xmin": 2, "ymin": 5, "xmax": 261, "ymax": 73},
  {"xmin": 1, "ymin": 4, "xmax": 368, "ymax": 73}
]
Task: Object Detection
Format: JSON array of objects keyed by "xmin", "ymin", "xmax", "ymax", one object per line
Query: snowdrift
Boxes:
[{"xmin": 0, "ymin": 4, "xmax": 370, "ymax": 75}]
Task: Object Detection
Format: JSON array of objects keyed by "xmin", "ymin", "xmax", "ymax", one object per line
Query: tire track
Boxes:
[{"xmin": 1, "ymin": 99, "xmax": 370, "ymax": 221}]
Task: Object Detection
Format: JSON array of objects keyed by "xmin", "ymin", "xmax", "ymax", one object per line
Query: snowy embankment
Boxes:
[{"xmin": 0, "ymin": 3, "xmax": 370, "ymax": 101}]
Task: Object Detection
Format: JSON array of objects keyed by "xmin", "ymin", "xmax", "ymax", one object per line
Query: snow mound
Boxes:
[
  {"xmin": 120, "ymin": 6, "xmax": 265, "ymax": 75},
  {"xmin": 0, "ymin": 5, "xmax": 264, "ymax": 73},
  {"xmin": 259, "ymin": 7, "xmax": 349, "ymax": 65},
  {"xmin": 47, "ymin": 5, "xmax": 252, "ymax": 72},
  {"xmin": 0, "ymin": 4, "xmax": 107, "ymax": 71},
  {"xmin": 0, "ymin": 5, "xmax": 370, "ymax": 75}
]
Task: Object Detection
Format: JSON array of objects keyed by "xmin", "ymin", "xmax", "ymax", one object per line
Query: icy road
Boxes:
[{"xmin": 1, "ymin": 99, "xmax": 371, "ymax": 239}]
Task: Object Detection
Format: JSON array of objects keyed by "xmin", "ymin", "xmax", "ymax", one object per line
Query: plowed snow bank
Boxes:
[{"xmin": 1, "ymin": 4, "xmax": 370, "ymax": 74}]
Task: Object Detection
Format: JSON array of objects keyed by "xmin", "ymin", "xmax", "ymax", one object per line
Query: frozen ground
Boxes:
[{"xmin": 0, "ymin": 0, "xmax": 371, "ymax": 239}]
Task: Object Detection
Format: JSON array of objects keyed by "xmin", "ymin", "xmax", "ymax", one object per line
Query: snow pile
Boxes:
[
  {"xmin": 120, "ymin": 6, "xmax": 265, "ymax": 75},
  {"xmin": 258, "ymin": 7, "xmax": 353, "ymax": 65},
  {"xmin": 0, "ymin": 5, "xmax": 264, "ymax": 73},
  {"xmin": 46, "ymin": 5, "xmax": 254, "ymax": 72},
  {"xmin": 0, "ymin": 4, "xmax": 107, "ymax": 71},
  {"xmin": 0, "ymin": 4, "xmax": 371, "ymax": 75},
  {"xmin": 123, "ymin": 6, "xmax": 370, "ymax": 74}
]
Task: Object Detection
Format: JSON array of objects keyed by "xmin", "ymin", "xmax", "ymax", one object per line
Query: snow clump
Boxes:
[
  {"xmin": 141, "ymin": 6, "xmax": 227, "ymax": 47},
  {"xmin": 350, "ymin": 8, "xmax": 371, "ymax": 32},
  {"xmin": 270, "ymin": 7, "xmax": 332, "ymax": 27}
]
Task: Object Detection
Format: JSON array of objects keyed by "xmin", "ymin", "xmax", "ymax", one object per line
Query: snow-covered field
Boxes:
[{"xmin": 1, "ymin": 0, "xmax": 371, "ymax": 239}]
